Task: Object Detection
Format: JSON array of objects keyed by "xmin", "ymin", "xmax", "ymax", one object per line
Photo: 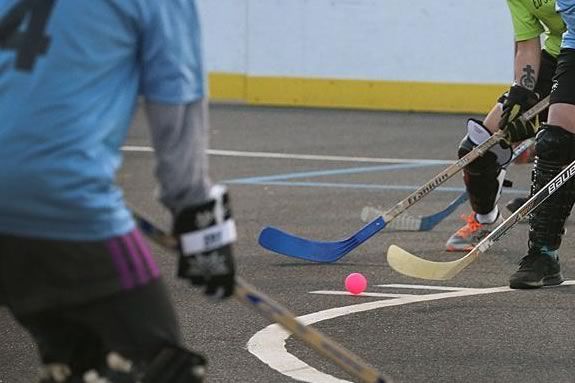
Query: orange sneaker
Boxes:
[
  {"xmin": 513, "ymin": 146, "xmax": 535, "ymax": 164},
  {"xmin": 445, "ymin": 212, "xmax": 504, "ymax": 252}
]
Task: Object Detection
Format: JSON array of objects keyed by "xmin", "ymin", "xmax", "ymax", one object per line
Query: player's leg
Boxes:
[
  {"xmin": 445, "ymin": 112, "xmax": 508, "ymax": 252},
  {"xmin": 1, "ymin": 230, "xmax": 206, "ymax": 382},
  {"xmin": 508, "ymin": 126, "xmax": 575, "ymax": 288},
  {"xmin": 16, "ymin": 279, "xmax": 205, "ymax": 383},
  {"xmin": 15, "ymin": 310, "xmax": 107, "ymax": 382},
  {"xmin": 77, "ymin": 278, "xmax": 206, "ymax": 383},
  {"xmin": 84, "ymin": 232, "xmax": 206, "ymax": 382},
  {"xmin": 509, "ymin": 48, "xmax": 575, "ymax": 289}
]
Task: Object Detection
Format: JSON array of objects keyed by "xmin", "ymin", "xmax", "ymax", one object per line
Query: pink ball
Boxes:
[{"xmin": 345, "ymin": 272, "xmax": 367, "ymax": 295}]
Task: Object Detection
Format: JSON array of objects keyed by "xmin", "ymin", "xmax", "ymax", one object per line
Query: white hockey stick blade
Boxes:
[
  {"xmin": 387, "ymin": 245, "xmax": 478, "ymax": 280},
  {"xmin": 361, "ymin": 192, "xmax": 469, "ymax": 232},
  {"xmin": 362, "ymin": 207, "xmax": 421, "ymax": 231},
  {"xmin": 384, "ymin": 214, "xmax": 423, "ymax": 231}
]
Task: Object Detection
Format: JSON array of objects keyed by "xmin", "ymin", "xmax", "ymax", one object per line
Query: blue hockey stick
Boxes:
[
  {"xmin": 258, "ymin": 98, "xmax": 548, "ymax": 263},
  {"xmin": 259, "ymin": 216, "xmax": 387, "ymax": 263}
]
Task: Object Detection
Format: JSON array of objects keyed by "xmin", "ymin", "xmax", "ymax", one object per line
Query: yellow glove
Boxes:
[{"xmin": 498, "ymin": 85, "xmax": 540, "ymax": 146}]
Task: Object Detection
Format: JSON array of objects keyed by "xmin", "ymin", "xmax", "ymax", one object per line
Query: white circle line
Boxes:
[{"xmin": 248, "ymin": 282, "xmax": 575, "ymax": 382}]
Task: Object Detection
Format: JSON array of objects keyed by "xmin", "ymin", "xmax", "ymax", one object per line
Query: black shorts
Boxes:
[
  {"xmin": 0, "ymin": 229, "xmax": 161, "ymax": 314},
  {"xmin": 0, "ymin": 230, "xmax": 181, "ymax": 375},
  {"xmin": 550, "ymin": 48, "xmax": 575, "ymax": 106}
]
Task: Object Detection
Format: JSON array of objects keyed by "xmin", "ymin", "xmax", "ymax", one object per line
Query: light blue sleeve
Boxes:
[{"xmin": 139, "ymin": 0, "xmax": 206, "ymax": 104}]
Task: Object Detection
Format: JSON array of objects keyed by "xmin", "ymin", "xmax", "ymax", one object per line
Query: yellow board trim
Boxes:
[
  {"xmin": 209, "ymin": 72, "xmax": 507, "ymax": 114},
  {"xmin": 208, "ymin": 73, "xmax": 246, "ymax": 101}
]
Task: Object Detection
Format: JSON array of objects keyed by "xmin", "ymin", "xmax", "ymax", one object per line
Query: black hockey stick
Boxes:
[{"xmin": 133, "ymin": 212, "xmax": 390, "ymax": 383}]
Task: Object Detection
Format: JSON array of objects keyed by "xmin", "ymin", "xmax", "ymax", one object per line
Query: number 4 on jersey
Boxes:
[{"xmin": 0, "ymin": 0, "xmax": 56, "ymax": 72}]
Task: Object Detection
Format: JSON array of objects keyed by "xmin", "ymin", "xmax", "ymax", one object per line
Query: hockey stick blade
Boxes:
[
  {"xmin": 258, "ymin": 217, "xmax": 386, "ymax": 262},
  {"xmin": 133, "ymin": 212, "xmax": 390, "ymax": 383},
  {"xmin": 360, "ymin": 138, "xmax": 535, "ymax": 231},
  {"xmin": 361, "ymin": 192, "xmax": 469, "ymax": 231},
  {"xmin": 259, "ymin": 98, "xmax": 548, "ymax": 262},
  {"xmin": 387, "ymin": 155, "xmax": 575, "ymax": 280},
  {"xmin": 387, "ymin": 245, "xmax": 468, "ymax": 280}
]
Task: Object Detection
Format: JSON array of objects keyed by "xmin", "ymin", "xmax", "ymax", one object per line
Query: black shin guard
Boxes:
[
  {"xmin": 458, "ymin": 119, "xmax": 510, "ymax": 214},
  {"xmin": 529, "ymin": 125, "xmax": 575, "ymax": 251},
  {"xmin": 461, "ymin": 155, "xmax": 505, "ymax": 214}
]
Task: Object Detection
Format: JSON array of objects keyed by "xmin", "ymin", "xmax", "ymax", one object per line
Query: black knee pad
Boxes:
[
  {"xmin": 458, "ymin": 119, "xmax": 512, "ymax": 167},
  {"xmin": 535, "ymin": 124, "xmax": 575, "ymax": 165}
]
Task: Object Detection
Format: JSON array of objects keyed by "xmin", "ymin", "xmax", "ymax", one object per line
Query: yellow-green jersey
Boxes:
[{"xmin": 506, "ymin": 0, "xmax": 566, "ymax": 57}]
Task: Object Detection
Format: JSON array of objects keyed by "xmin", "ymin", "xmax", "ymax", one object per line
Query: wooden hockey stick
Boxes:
[
  {"xmin": 360, "ymin": 137, "xmax": 535, "ymax": 231},
  {"xmin": 387, "ymin": 155, "xmax": 575, "ymax": 280},
  {"xmin": 133, "ymin": 211, "xmax": 391, "ymax": 383}
]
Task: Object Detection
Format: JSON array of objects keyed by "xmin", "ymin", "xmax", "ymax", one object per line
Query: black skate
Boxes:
[{"xmin": 509, "ymin": 248, "xmax": 564, "ymax": 289}]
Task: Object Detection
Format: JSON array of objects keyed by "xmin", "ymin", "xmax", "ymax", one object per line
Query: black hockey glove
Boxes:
[
  {"xmin": 173, "ymin": 185, "xmax": 236, "ymax": 299},
  {"xmin": 499, "ymin": 84, "xmax": 540, "ymax": 146}
]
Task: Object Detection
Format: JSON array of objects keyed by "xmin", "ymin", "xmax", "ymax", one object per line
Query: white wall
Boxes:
[{"xmin": 198, "ymin": 0, "xmax": 515, "ymax": 84}]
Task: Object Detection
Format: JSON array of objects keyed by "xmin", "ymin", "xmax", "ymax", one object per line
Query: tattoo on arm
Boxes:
[{"xmin": 519, "ymin": 64, "xmax": 536, "ymax": 90}]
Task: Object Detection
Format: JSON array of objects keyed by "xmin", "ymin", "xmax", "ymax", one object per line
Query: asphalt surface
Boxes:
[{"xmin": 2, "ymin": 104, "xmax": 575, "ymax": 383}]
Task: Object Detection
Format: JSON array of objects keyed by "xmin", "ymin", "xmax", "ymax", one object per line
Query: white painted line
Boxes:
[
  {"xmin": 123, "ymin": 145, "xmax": 153, "ymax": 152},
  {"xmin": 248, "ymin": 325, "xmax": 351, "ymax": 383},
  {"xmin": 376, "ymin": 284, "xmax": 479, "ymax": 291},
  {"xmin": 207, "ymin": 149, "xmax": 454, "ymax": 164},
  {"xmin": 248, "ymin": 281, "xmax": 575, "ymax": 383},
  {"xmin": 121, "ymin": 146, "xmax": 454, "ymax": 165},
  {"xmin": 310, "ymin": 290, "xmax": 413, "ymax": 298}
]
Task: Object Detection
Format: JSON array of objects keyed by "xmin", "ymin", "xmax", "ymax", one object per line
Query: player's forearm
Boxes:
[
  {"xmin": 144, "ymin": 99, "xmax": 212, "ymax": 215},
  {"xmin": 513, "ymin": 38, "xmax": 541, "ymax": 90}
]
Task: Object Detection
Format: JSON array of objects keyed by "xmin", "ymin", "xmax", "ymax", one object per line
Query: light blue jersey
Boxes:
[
  {"xmin": 557, "ymin": 0, "xmax": 575, "ymax": 48},
  {"xmin": 0, "ymin": 0, "xmax": 205, "ymax": 240}
]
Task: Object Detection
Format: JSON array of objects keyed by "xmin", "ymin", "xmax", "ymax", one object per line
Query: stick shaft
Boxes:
[
  {"xmin": 235, "ymin": 278, "xmax": 388, "ymax": 383},
  {"xmin": 477, "ymin": 156, "xmax": 575, "ymax": 253},
  {"xmin": 365, "ymin": 137, "xmax": 534, "ymax": 230},
  {"xmin": 380, "ymin": 96, "xmax": 549, "ymax": 222},
  {"xmin": 431, "ymin": 152, "xmax": 575, "ymax": 279},
  {"xmin": 133, "ymin": 213, "xmax": 390, "ymax": 383}
]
